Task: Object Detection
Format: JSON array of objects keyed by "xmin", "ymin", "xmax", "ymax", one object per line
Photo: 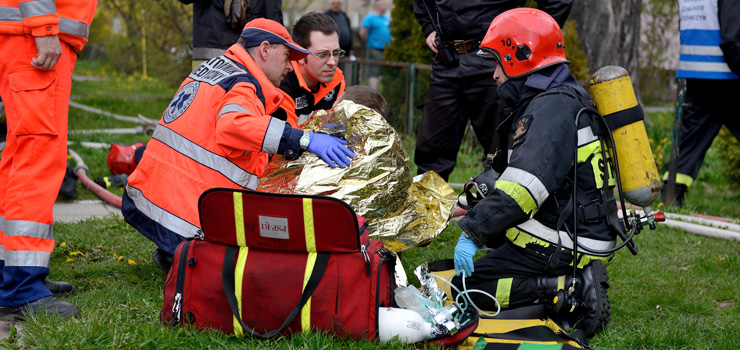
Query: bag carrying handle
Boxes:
[{"xmin": 222, "ymin": 245, "xmax": 330, "ymax": 338}]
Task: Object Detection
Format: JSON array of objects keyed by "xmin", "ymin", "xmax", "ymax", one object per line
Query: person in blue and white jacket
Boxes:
[{"xmin": 662, "ymin": 0, "xmax": 740, "ymax": 207}]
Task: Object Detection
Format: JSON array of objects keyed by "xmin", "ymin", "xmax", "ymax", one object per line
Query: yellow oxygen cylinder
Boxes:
[{"xmin": 588, "ymin": 66, "xmax": 661, "ymax": 212}]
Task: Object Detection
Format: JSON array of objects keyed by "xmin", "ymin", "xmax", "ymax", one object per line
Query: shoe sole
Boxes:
[
  {"xmin": 0, "ymin": 309, "xmax": 24, "ymax": 322},
  {"xmin": 589, "ymin": 260, "xmax": 611, "ymax": 335}
]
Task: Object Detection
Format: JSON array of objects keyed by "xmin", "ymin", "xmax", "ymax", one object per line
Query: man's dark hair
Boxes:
[
  {"xmin": 338, "ymin": 85, "xmax": 389, "ymax": 118},
  {"xmin": 291, "ymin": 11, "xmax": 339, "ymax": 49}
]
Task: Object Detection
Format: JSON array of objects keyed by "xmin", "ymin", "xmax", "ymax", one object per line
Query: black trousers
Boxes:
[
  {"xmin": 451, "ymin": 241, "xmax": 575, "ymax": 311},
  {"xmin": 414, "ymin": 72, "xmax": 506, "ymax": 181},
  {"xmin": 673, "ymin": 79, "xmax": 740, "ymax": 184}
]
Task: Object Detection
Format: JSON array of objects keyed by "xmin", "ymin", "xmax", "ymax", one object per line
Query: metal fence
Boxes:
[{"xmin": 339, "ymin": 58, "xmax": 433, "ymax": 135}]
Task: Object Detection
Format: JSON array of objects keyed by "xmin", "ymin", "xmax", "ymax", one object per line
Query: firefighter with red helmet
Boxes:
[{"xmin": 451, "ymin": 9, "xmax": 619, "ymax": 346}]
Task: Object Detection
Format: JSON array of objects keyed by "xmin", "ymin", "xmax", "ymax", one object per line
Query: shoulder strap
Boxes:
[{"xmin": 221, "ymin": 245, "xmax": 331, "ymax": 338}]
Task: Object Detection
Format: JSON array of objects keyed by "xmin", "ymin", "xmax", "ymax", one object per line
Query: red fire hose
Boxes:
[{"xmin": 68, "ymin": 148, "xmax": 123, "ymax": 208}]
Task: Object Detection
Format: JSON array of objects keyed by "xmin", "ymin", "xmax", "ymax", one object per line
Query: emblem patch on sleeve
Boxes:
[
  {"xmin": 513, "ymin": 116, "xmax": 531, "ymax": 140},
  {"xmin": 163, "ymin": 81, "xmax": 199, "ymax": 123},
  {"xmin": 511, "ymin": 116, "xmax": 532, "ymax": 148}
]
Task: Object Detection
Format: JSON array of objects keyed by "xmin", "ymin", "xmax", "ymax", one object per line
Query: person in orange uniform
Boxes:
[
  {"xmin": 122, "ymin": 18, "xmax": 355, "ymax": 273},
  {"xmin": 0, "ymin": 0, "xmax": 98, "ymax": 320},
  {"xmin": 280, "ymin": 12, "xmax": 345, "ymax": 125}
]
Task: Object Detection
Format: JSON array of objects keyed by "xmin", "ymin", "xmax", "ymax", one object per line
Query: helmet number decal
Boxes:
[{"xmin": 500, "ymin": 38, "xmax": 512, "ymax": 47}]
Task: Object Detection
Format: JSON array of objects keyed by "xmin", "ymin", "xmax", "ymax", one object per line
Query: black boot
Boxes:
[
  {"xmin": 535, "ymin": 261, "xmax": 611, "ymax": 344},
  {"xmin": 661, "ymin": 183, "xmax": 688, "ymax": 207},
  {"xmin": 0, "ymin": 296, "xmax": 78, "ymax": 321},
  {"xmin": 572, "ymin": 260, "xmax": 611, "ymax": 342},
  {"xmin": 535, "ymin": 274, "xmax": 580, "ymax": 324},
  {"xmin": 152, "ymin": 248, "xmax": 173, "ymax": 273},
  {"xmin": 44, "ymin": 279, "xmax": 75, "ymax": 296}
]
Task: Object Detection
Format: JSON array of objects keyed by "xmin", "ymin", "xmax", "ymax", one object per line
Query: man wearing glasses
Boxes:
[{"xmin": 280, "ymin": 12, "xmax": 346, "ymax": 125}]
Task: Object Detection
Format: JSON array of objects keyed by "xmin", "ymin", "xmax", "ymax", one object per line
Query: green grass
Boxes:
[{"xmin": 2, "ymin": 59, "xmax": 739, "ymax": 349}]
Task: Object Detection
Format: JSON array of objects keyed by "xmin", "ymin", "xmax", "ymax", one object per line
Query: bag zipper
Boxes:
[{"xmin": 171, "ymin": 240, "xmax": 193, "ymax": 329}]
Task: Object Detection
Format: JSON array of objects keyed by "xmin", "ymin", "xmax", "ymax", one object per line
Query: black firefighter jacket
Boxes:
[
  {"xmin": 412, "ymin": 0, "xmax": 573, "ymax": 78},
  {"xmin": 458, "ymin": 64, "xmax": 618, "ymax": 264}
]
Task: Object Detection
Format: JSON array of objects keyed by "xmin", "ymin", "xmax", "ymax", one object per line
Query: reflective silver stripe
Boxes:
[
  {"xmin": 125, "ymin": 186, "xmax": 202, "ymax": 240},
  {"xmin": 5, "ymin": 220, "xmax": 54, "ymax": 240},
  {"xmin": 193, "ymin": 47, "xmax": 227, "ymax": 60},
  {"xmin": 507, "ymin": 149, "xmax": 513, "ymax": 163},
  {"xmin": 297, "ymin": 114, "xmax": 311, "ymax": 126},
  {"xmin": 0, "ymin": 6, "xmax": 89, "ymax": 40},
  {"xmin": 17, "ymin": 0, "xmax": 56, "ymax": 17},
  {"xmin": 499, "ymin": 167, "xmax": 549, "ymax": 207},
  {"xmin": 680, "ymin": 45, "xmax": 724, "ymax": 56},
  {"xmin": 152, "ymin": 125, "xmax": 260, "ymax": 189},
  {"xmin": 0, "ymin": 244, "xmax": 4, "ymax": 261},
  {"xmin": 0, "ymin": 6, "xmax": 23, "ymax": 21},
  {"xmin": 217, "ymin": 104, "xmax": 250, "ymax": 121},
  {"xmin": 516, "ymin": 219, "xmax": 616, "ymax": 256},
  {"xmin": 577, "ymin": 126, "xmax": 598, "ymax": 147},
  {"xmin": 3, "ymin": 250, "xmax": 50, "ymax": 268},
  {"xmin": 0, "ymin": 216, "xmax": 4, "ymax": 231},
  {"xmin": 677, "ymin": 60, "xmax": 732, "ymax": 73},
  {"xmin": 59, "ymin": 16, "xmax": 89, "ymax": 39},
  {"xmin": 261, "ymin": 118, "xmax": 286, "ymax": 154}
]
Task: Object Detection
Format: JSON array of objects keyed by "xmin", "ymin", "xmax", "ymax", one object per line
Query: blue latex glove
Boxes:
[
  {"xmin": 306, "ymin": 132, "xmax": 355, "ymax": 168},
  {"xmin": 454, "ymin": 233, "xmax": 478, "ymax": 277}
]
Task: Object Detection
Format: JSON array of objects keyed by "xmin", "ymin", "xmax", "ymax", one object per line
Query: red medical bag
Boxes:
[{"xmin": 162, "ymin": 189, "xmax": 397, "ymax": 340}]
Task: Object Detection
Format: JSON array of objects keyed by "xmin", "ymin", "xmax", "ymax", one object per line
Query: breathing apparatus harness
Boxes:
[
  {"xmin": 458, "ymin": 86, "xmax": 663, "ymax": 307},
  {"xmin": 543, "ymin": 88, "xmax": 659, "ymax": 300}
]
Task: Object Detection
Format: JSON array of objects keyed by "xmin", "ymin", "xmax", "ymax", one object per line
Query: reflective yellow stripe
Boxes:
[
  {"xmin": 302, "ymin": 252, "xmax": 317, "ymax": 332},
  {"xmin": 577, "ymin": 140, "xmax": 601, "ymax": 164},
  {"xmin": 303, "ymin": 198, "xmax": 316, "ymax": 253},
  {"xmin": 557, "ymin": 275, "xmax": 565, "ymax": 291},
  {"xmin": 662, "ymin": 172, "xmax": 694, "ymax": 187},
  {"xmin": 495, "ymin": 180, "xmax": 537, "ymax": 216},
  {"xmin": 233, "ymin": 192, "xmax": 246, "ymax": 247},
  {"xmin": 496, "ymin": 278, "xmax": 512, "ymax": 308},
  {"xmin": 506, "ymin": 227, "xmax": 612, "ymax": 268},
  {"xmin": 578, "ymin": 140, "xmax": 616, "ymax": 188},
  {"xmin": 301, "ymin": 198, "xmax": 317, "ymax": 332},
  {"xmin": 506, "ymin": 227, "xmax": 553, "ymax": 249},
  {"xmin": 233, "ymin": 247, "xmax": 249, "ymax": 336}
]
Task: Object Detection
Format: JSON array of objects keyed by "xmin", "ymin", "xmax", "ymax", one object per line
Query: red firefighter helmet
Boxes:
[
  {"xmin": 479, "ymin": 8, "xmax": 568, "ymax": 79},
  {"xmin": 107, "ymin": 142, "xmax": 145, "ymax": 175}
]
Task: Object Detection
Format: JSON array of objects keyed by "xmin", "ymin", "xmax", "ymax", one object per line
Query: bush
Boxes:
[{"xmin": 716, "ymin": 127, "xmax": 740, "ymax": 189}]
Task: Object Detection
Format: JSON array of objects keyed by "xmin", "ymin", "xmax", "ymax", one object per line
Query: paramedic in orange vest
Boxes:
[
  {"xmin": 0, "ymin": 0, "xmax": 98, "ymax": 319},
  {"xmin": 280, "ymin": 12, "xmax": 345, "ymax": 125},
  {"xmin": 122, "ymin": 18, "xmax": 355, "ymax": 273}
]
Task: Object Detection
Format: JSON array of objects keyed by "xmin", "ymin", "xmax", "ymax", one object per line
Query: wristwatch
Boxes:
[{"xmin": 299, "ymin": 131, "xmax": 310, "ymax": 150}]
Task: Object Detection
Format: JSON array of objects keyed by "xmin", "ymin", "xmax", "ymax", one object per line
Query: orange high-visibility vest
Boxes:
[{"xmin": 124, "ymin": 43, "xmax": 299, "ymax": 249}]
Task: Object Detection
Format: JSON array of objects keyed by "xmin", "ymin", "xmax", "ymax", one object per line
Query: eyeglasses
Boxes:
[{"xmin": 312, "ymin": 49, "xmax": 345, "ymax": 60}]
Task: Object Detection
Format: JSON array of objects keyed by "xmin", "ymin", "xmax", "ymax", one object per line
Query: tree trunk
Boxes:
[{"xmin": 569, "ymin": 0, "xmax": 642, "ymax": 99}]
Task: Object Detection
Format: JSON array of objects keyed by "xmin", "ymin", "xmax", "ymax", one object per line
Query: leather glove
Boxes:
[
  {"xmin": 224, "ymin": 0, "xmax": 249, "ymax": 29},
  {"xmin": 306, "ymin": 132, "xmax": 355, "ymax": 168},
  {"xmin": 454, "ymin": 233, "xmax": 478, "ymax": 277}
]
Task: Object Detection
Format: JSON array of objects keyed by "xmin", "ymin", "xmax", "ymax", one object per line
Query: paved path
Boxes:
[{"xmin": 0, "ymin": 200, "xmax": 121, "ymax": 341}]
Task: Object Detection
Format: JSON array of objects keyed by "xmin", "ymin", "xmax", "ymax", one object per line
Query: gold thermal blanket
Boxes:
[{"xmin": 257, "ymin": 100, "xmax": 457, "ymax": 251}]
